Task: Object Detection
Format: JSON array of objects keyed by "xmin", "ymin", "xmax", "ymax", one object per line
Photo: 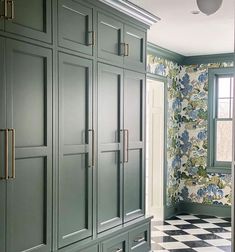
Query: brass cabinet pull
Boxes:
[
  {"xmin": 120, "ymin": 43, "xmax": 126, "ymax": 56},
  {"xmin": 88, "ymin": 31, "xmax": 95, "ymax": 46},
  {"xmin": 6, "ymin": 0, "xmax": 14, "ymax": 19},
  {"xmin": 124, "ymin": 43, "xmax": 129, "ymax": 56},
  {"xmin": 9, "ymin": 128, "xmax": 15, "ymax": 179},
  {"xmin": 134, "ymin": 236, "xmax": 145, "ymax": 243},
  {"xmin": 0, "ymin": 0, "xmax": 8, "ymax": 19},
  {"xmin": 124, "ymin": 129, "xmax": 129, "ymax": 163},
  {"xmin": 115, "ymin": 249, "xmax": 123, "ymax": 252},
  {"xmin": 88, "ymin": 129, "xmax": 95, "ymax": 167}
]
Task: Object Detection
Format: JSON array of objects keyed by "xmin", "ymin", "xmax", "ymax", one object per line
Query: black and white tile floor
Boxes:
[{"xmin": 151, "ymin": 213, "xmax": 231, "ymax": 252}]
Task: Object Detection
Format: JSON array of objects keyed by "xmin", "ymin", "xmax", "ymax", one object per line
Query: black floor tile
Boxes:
[
  {"xmin": 183, "ymin": 240, "xmax": 212, "ymax": 248},
  {"xmin": 174, "ymin": 224, "xmax": 198, "ymax": 229},
  {"xmin": 194, "ymin": 233, "xmax": 222, "ymax": 240},
  {"xmin": 163, "ymin": 230, "xmax": 188, "ymax": 236},
  {"xmin": 186, "ymin": 219, "xmax": 208, "ymax": 224},
  {"xmin": 216, "ymin": 223, "xmax": 231, "ymax": 227},
  {"xmin": 205, "ymin": 228, "xmax": 229, "ymax": 233},
  {"xmin": 152, "ymin": 236, "xmax": 177, "ymax": 243},
  {"xmin": 195, "ymin": 214, "xmax": 218, "ymax": 219}
]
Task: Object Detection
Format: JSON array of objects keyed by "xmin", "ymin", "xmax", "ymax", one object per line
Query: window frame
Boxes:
[{"xmin": 207, "ymin": 67, "xmax": 234, "ymax": 174}]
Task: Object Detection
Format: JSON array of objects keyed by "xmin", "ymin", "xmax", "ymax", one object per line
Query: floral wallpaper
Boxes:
[{"xmin": 147, "ymin": 53, "xmax": 233, "ymax": 207}]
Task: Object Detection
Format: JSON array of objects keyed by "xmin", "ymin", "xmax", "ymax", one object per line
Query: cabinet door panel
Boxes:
[
  {"xmin": 102, "ymin": 233, "xmax": 128, "ymax": 252},
  {"xmin": 124, "ymin": 71, "xmax": 145, "ymax": 221},
  {"xmin": 0, "ymin": 37, "xmax": 6, "ymax": 252},
  {"xmin": 58, "ymin": 0, "xmax": 93, "ymax": 55},
  {"xmin": 5, "ymin": 0, "xmax": 51, "ymax": 43},
  {"xmin": 124, "ymin": 25, "xmax": 146, "ymax": 71},
  {"xmin": 98, "ymin": 13, "xmax": 123, "ymax": 65},
  {"xmin": 58, "ymin": 53, "xmax": 92, "ymax": 247},
  {"xmin": 97, "ymin": 64, "xmax": 123, "ymax": 232},
  {"xmin": 6, "ymin": 39, "xmax": 52, "ymax": 252}
]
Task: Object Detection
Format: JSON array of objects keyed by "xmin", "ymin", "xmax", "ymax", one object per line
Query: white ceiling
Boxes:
[{"xmin": 128, "ymin": 0, "xmax": 234, "ymax": 56}]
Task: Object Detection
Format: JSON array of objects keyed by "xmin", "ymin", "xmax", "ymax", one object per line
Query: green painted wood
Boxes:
[
  {"xmin": 97, "ymin": 12, "xmax": 124, "ymax": 65},
  {"xmin": 0, "ymin": 37, "xmax": 6, "ymax": 252},
  {"xmin": 124, "ymin": 25, "xmax": 146, "ymax": 71},
  {"xmin": 58, "ymin": 52, "xmax": 93, "ymax": 248},
  {"xmin": 5, "ymin": 0, "xmax": 52, "ymax": 43},
  {"xmin": 80, "ymin": 245, "xmax": 99, "ymax": 252},
  {"xmin": 129, "ymin": 223, "xmax": 150, "ymax": 252},
  {"xmin": 0, "ymin": 16, "xmax": 3, "ymax": 30},
  {"xmin": 5, "ymin": 39, "xmax": 52, "ymax": 252},
  {"xmin": 58, "ymin": 0, "xmax": 93, "ymax": 55},
  {"xmin": 97, "ymin": 63, "xmax": 123, "ymax": 233},
  {"xmin": 101, "ymin": 233, "xmax": 128, "ymax": 252},
  {"xmin": 123, "ymin": 70, "xmax": 145, "ymax": 222}
]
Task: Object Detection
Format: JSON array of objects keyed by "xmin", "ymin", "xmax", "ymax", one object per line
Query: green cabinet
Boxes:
[
  {"xmin": 58, "ymin": 53, "xmax": 93, "ymax": 247},
  {"xmin": 5, "ymin": 0, "xmax": 52, "ymax": 43},
  {"xmin": 101, "ymin": 233, "xmax": 128, "ymax": 252},
  {"xmin": 0, "ymin": 39, "xmax": 53, "ymax": 252},
  {"xmin": 97, "ymin": 63, "xmax": 123, "ymax": 233},
  {"xmin": 123, "ymin": 71, "xmax": 145, "ymax": 222},
  {"xmin": 58, "ymin": 0, "xmax": 93, "ymax": 55},
  {"xmin": 97, "ymin": 12, "xmax": 146, "ymax": 71}
]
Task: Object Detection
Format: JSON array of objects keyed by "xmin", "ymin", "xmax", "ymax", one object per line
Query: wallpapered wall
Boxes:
[{"xmin": 147, "ymin": 54, "xmax": 233, "ymax": 207}]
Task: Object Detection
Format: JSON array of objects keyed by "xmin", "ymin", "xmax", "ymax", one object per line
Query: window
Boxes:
[{"xmin": 208, "ymin": 68, "xmax": 234, "ymax": 173}]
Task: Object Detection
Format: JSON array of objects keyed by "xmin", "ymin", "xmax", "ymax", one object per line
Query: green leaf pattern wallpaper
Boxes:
[{"xmin": 147, "ymin": 54, "xmax": 233, "ymax": 206}]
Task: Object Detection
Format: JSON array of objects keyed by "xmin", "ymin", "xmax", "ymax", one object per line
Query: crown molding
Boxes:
[{"xmin": 98, "ymin": 0, "xmax": 160, "ymax": 27}]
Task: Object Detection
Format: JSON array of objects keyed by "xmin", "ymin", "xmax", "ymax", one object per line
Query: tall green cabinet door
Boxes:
[
  {"xmin": 124, "ymin": 25, "xmax": 146, "ymax": 72},
  {"xmin": 97, "ymin": 63, "xmax": 123, "ymax": 233},
  {"xmin": 97, "ymin": 13, "xmax": 124, "ymax": 65},
  {"xmin": 58, "ymin": 0, "xmax": 93, "ymax": 55},
  {"xmin": 123, "ymin": 70, "xmax": 145, "ymax": 222},
  {"xmin": 5, "ymin": 39, "xmax": 53, "ymax": 252},
  {"xmin": 5, "ymin": 0, "xmax": 52, "ymax": 43},
  {"xmin": 58, "ymin": 53, "xmax": 93, "ymax": 248},
  {"xmin": 0, "ymin": 37, "xmax": 6, "ymax": 252}
]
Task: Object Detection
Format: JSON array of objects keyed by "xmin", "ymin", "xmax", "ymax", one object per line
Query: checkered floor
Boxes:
[{"xmin": 151, "ymin": 213, "xmax": 231, "ymax": 252}]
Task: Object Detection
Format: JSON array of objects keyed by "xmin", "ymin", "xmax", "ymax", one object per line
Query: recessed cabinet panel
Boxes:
[
  {"xmin": 102, "ymin": 233, "xmax": 128, "ymax": 252},
  {"xmin": 0, "ymin": 37, "xmax": 6, "ymax": 252},
  {"xmin": 7, "ymin": 157, "xmax": 47, "ymax": 252},
  {"xmin": 98, "ymin": 13, "xmax": 123, "ymax": 65},
  {"xmin": 60, "ymin": 56, "xmax": 89, "ymax": 146},
  {"xmin": 58, "ymin": 0, "xmax": 93, "ymax": 55},
  {"xmin": 124, "ymin": 71, "xmax": 144, "ymax": 142},
  {"xmin": 98, "ymin": 64, "xmax": 122, "ymax": 144},
  {"xmin": 124, "ymin": 149, "xmax": 144, "ymax": 221},
  {"xmin": 59, "ymin": 154, "xmax": 92, "ymax": 247},
  {"xmin": 124, "ymin": 25, "xmax": 146, "ymax": 71},
  {"xmin": 80, "ymin": 245, "xmax": 98, "ymax": 252},
  {"xmin": 10, "ymin": 50, "xmax": 46, "ymax": 147},
  {"xmin": 5, "ymin": 0, "xmax": 51, "ymax": 43},
  {"xmin": 98, "ymin": 151, "xmax": 122, "ymax": 232}
]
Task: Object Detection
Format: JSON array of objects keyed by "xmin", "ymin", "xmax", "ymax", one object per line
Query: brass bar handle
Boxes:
[
  {"xmin": 120, "ymin": 43, "xmax": 126, "ymax": 56},
  {"xmin": 134, "ymin": 237, "xmax": 145, "ymax": 243},
  {"xmin": 124, "ymin": 43, "xmax": 129, "ymax": 56},
  {"xmin": 88, "ymin": 129, "xmax": 94, "ymax": 167},
  {"xmin": 116, "ymin": 249, "xmax": 123, "ymax": 252},
  {"xmin": 9, "ymin": 128, "xmax": 15, "ymax": 179},
  {"xmin": 124, "ymin": 129, "xmax": 129, "ymax": 163},
  {"xmin": 88, "ymin": 31, "xmax": 95, "ymax": 46},
  {"xmin": 6, "ymin": 0, "xmax": 14, "ymax": 20},
  {"xmin": 0, "ymin": 0, "xmax": 7, "ymax": 19}
]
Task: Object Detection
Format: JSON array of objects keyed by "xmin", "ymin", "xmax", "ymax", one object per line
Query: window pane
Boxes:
[
  {"xmin": 216, "ymin": 120, "xmax": 232, "ymax": 162},
  {"xmin": 218, "ymin": 77, "xmax": 231, "ymax": 98},
  {"xmin": 217, "ymin": 98, "xmax": 230, "ymax": 118}
]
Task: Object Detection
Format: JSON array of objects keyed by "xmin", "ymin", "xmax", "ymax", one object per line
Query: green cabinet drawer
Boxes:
[
  {"xmin": 80, "ymin": 244, "xmax": 99, "ymax": 252},
  {"xmin": 102, "ymin": 233, "xmax": 128, "ymax": 252},
  {"xmin": 129, "ymin": 223, "xmax": 150, "ymax": 252}
]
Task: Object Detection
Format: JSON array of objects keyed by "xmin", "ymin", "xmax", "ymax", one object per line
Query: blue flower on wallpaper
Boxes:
[
  {"xmin": 155, "ymin": 63, "xmax": 166, "ymax": 76},
  {"xmin": 180, "ymin": 186, "xmax": 189, "ymax": 201},
  {"xmin": 180, "ymin": 73, "xmax": 192, "ymax": 96},
  {"xmin": 197, "ymin": 188, "xmax": 207, "ymax": 197},
  {"xmin": 180, "ymin": 131, "xmax": 192, "ymax": 153},
  {"xmin": 197, "ymin": 131, "xmax": 207, "ymax": 140},
  {"xmin": 172, "ymin": 98, "xmax": 182, "ymax": 111},
  {"xmin": 188, "ymin": 110, "xmax": 198, "ymax": 120},
  {"xmin": 198, "ymin": 72, "xmax": 208, "ymax": 83},
  {"xmin": 189, "ymin": 166, "xmax": 198, "ymax": 176},
  {"xmin": 172, "ymin": 155, "xmax": 181, "ymax": 169}
]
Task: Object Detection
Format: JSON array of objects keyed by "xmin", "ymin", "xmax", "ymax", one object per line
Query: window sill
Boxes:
[{"xmin": 207, "ymin": 166, "xmax": 231, "ymax": 174}]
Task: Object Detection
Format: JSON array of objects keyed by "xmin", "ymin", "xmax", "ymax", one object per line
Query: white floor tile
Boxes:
[
  {"xmin": 158, "ymin": 241, "xmax": 189, "ymax": 250},
  {"xmin": 184, "ymin": 229, "xmax": 211, "ymax": 235},
  {"xmin": 176, "ymin": 215, "xmax": 200, "ymax": 220},
  {"xmin": 224, "ymin": 227, "xmax": 232, "ymax": 231},
  {"xmin": 204, "ymin": 239, "xmax": 231, "ymax": 246},
  {"xmin": 203, "ymin": 218, "xmax": 228, "ymax": 223},
  {"xmin": 151, "ymin": 230, "xmax": 169, "ymax": 237},
  {"xmin": 214, "ymin": 232, "xmax": 231, "ymax": 239},
  {"xmin": 172, "ymin": 234, "xmax": 201, "ymax": 241},
  {"xmin": 193, "ymin": 247, "xmax": 224, "ymax": 252},
  {"xmin": 194, "ymin": 223, "xmax": 219, "ymax": 229},
  {"xmin": 154, "ymin": 225, "xmax": 180, "ymax": 231},
  {"xmin": 165, "ymin": 220, "xmax": 190, "ymax": 225}
]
